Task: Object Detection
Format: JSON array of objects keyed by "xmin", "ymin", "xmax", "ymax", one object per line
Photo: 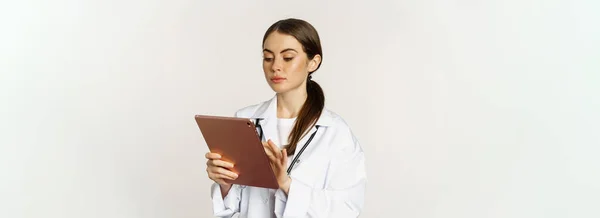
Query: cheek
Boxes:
[
  {"xmin": 263, "ymin": 62, "xmax": 272, "ymax": 75},
  {"xmin": 286, "ymin": 60, "xmax": 308, "ymax": 75}
]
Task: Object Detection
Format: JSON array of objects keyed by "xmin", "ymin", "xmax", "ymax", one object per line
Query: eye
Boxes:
[
  {"xmin": 263, "ymin": 57, "xmax": 273, "ymax": 62},
  {"xmin": 283, "ymin": 57, "xmax": 294, "ymax": 61}
]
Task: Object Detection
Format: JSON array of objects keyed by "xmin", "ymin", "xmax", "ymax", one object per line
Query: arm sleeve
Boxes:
[
  {"xmin": 210, "ymin": 183, "xmax": 242, "ymax": 217},
  {"xmin": 273, "ymin": 128, "xmax": 367, "ymax": 218}
]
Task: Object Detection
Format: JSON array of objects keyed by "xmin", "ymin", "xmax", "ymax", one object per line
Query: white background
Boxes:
[{"xmin": 1, "ymin": 0, "xmax": 599, "ymax": 217}]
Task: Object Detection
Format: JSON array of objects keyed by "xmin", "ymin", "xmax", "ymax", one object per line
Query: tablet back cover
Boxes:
[{"xmin": 195, "ymin": 115, "xmax": 279, "ymax": 189}]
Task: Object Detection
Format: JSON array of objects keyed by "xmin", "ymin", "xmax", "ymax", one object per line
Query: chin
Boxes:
[{"xmin": 269, "ymin": 84, "xmax": 291, "ymax": 94}]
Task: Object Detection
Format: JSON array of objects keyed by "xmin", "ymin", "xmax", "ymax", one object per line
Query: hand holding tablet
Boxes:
[{"xmin": 205, "ymin": 152, "xmax": 238, "ymax": 186}]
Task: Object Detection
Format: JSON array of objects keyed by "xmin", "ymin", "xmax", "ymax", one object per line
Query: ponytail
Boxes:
[{"xmin": 285, "ymin": 76, "xmax": 325, "ymax": 156}]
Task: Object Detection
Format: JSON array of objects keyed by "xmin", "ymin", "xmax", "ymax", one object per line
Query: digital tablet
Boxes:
[{"xmin": 195, "ymin": 114, "xmax": 279, "ymax": 189}]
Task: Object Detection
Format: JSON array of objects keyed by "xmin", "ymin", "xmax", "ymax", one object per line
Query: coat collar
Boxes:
[{"xmin": 250, "ymin": 95, "xmax": 331, "ymax": 148}]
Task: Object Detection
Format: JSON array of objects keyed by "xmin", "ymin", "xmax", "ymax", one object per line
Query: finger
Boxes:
[
  {"xmin": 282, "ymin": 148, "xmax": 288, "ymax": 165},
  {"xmin": 263, "ymin": 140, "xmax": 276, "ymax": 154},
  {"xmin": 205, "ymin": 152, "xmax": 222, "ymax": 160},
  {"xmin": 208, "ymin": 174, "xmax": 230, "ymax": 185},
  {"xmin": 207, "ymin": 165, "xmax": 232, "ymax": 175},
  {"xmin": 267, "ymin": 139, "xmax": 280, "ymax": 158},
  {"xmin": 216, "ymin": 173, "xmax": 238, "ymax": 181},
  {"xmin": 212, "ymin": 167, "xmax": 239, "ymax": 179},
  {"xmin": 263, "ymin": 146, "xmax": 279, "ymax": 163},
  {"xmin": 211, "ymin": 160, "xmax": 235, "ymax": 169},
  {"xmin": 263, "ymin": 140, "xmax": 277, "ymax": 158},
  {"xmin": 206, "ymin": 159, "xmax": 217, "ymax": 167},
  {"xmin": 217, "ymin": 168, "xmax": 239, "ymax": 179},
  {"xmin": 267, "ymin": 139, "xmax": 281, "ymax": 159}
]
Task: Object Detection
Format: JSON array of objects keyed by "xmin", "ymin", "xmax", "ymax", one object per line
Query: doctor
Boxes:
[{"xmin": 204, "ymin": 18, "xmax": 367, "ymax": 218}]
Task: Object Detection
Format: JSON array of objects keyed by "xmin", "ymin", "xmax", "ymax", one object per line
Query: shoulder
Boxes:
[
  {"xmin": 233, "ymin": 99, "xmax": 270, "ymax": 118},
  {"xmin": 323, "ymin": 108, "xmax": 352, "ymax": 134},
  {"xmin": 321, "ymin": 108, "xmax": 363, "ymax": 153},
  {"xmin": 321, "ymin": 108, "xmax": 349, "ymax": 130}
]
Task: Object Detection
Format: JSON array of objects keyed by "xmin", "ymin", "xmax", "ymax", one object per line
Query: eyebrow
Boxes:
[{"xmin": 263, "ymin": 48, "xmax": 298, "ymax": 54}]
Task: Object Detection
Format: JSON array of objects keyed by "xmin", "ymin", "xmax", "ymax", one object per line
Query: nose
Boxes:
[{"xmin": 270, "ymin": 57, "xmax": 282, "ymax": 72}]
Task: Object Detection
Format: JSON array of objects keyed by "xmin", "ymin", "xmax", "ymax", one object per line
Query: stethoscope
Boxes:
[{"xmin": 253, "ymin": 118, "xmax": 320, "ymax": 175}]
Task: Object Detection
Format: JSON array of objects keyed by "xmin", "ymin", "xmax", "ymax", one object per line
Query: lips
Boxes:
[{"xmin": 271, "ymin": 77, "xmax": 286, "ymax": 83}]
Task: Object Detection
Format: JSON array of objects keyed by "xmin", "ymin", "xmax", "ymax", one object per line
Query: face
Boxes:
[{"xmin": 262, "ymin": 31, "xmax": 321, "ymax": 94}]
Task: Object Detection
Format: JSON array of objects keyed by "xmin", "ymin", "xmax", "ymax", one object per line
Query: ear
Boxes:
[{"xmin": 308, "ymin": 54, "xmax": 322, "ymax": 72}]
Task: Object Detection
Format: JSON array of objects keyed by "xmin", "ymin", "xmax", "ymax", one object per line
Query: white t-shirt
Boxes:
[{"xmin": 277, "ymin": 117, "xmax": 296, "ymax": 148}]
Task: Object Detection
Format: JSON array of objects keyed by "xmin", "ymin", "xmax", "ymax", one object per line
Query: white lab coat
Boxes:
[{"xmin": 209, "ymin": 95, "xmax": 367, "ymax": 218}]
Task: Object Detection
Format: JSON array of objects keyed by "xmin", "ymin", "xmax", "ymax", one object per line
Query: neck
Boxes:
[{"xmin": 277, "ymin": 87, "xmax": 307, "ymax": 119}]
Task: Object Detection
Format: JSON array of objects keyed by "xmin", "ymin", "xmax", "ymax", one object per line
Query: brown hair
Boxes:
[{"xmin": 262, "ymin": 18, "xmax": 325, "ymax": 156}]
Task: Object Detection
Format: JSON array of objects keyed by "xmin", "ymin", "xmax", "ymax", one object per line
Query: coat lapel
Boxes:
[{"xmin": 250, "ymin": 95, "xmax": 278, "ymax": 144}]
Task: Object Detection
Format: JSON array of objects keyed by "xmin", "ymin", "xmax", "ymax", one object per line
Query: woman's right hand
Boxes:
[{"xmin": 205, "ymin": 152, "xmax": 238, "ymax": 187}]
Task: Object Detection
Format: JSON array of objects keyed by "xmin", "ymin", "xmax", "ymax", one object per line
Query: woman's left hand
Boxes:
[{"xmin": 263, "ymin": 139, "xmax": 292, "ymax": 194}]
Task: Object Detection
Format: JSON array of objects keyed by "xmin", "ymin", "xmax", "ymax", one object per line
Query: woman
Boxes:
[{"xmin": 204, "ymin": 18, "xmax": 367, "ymax": 218}]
